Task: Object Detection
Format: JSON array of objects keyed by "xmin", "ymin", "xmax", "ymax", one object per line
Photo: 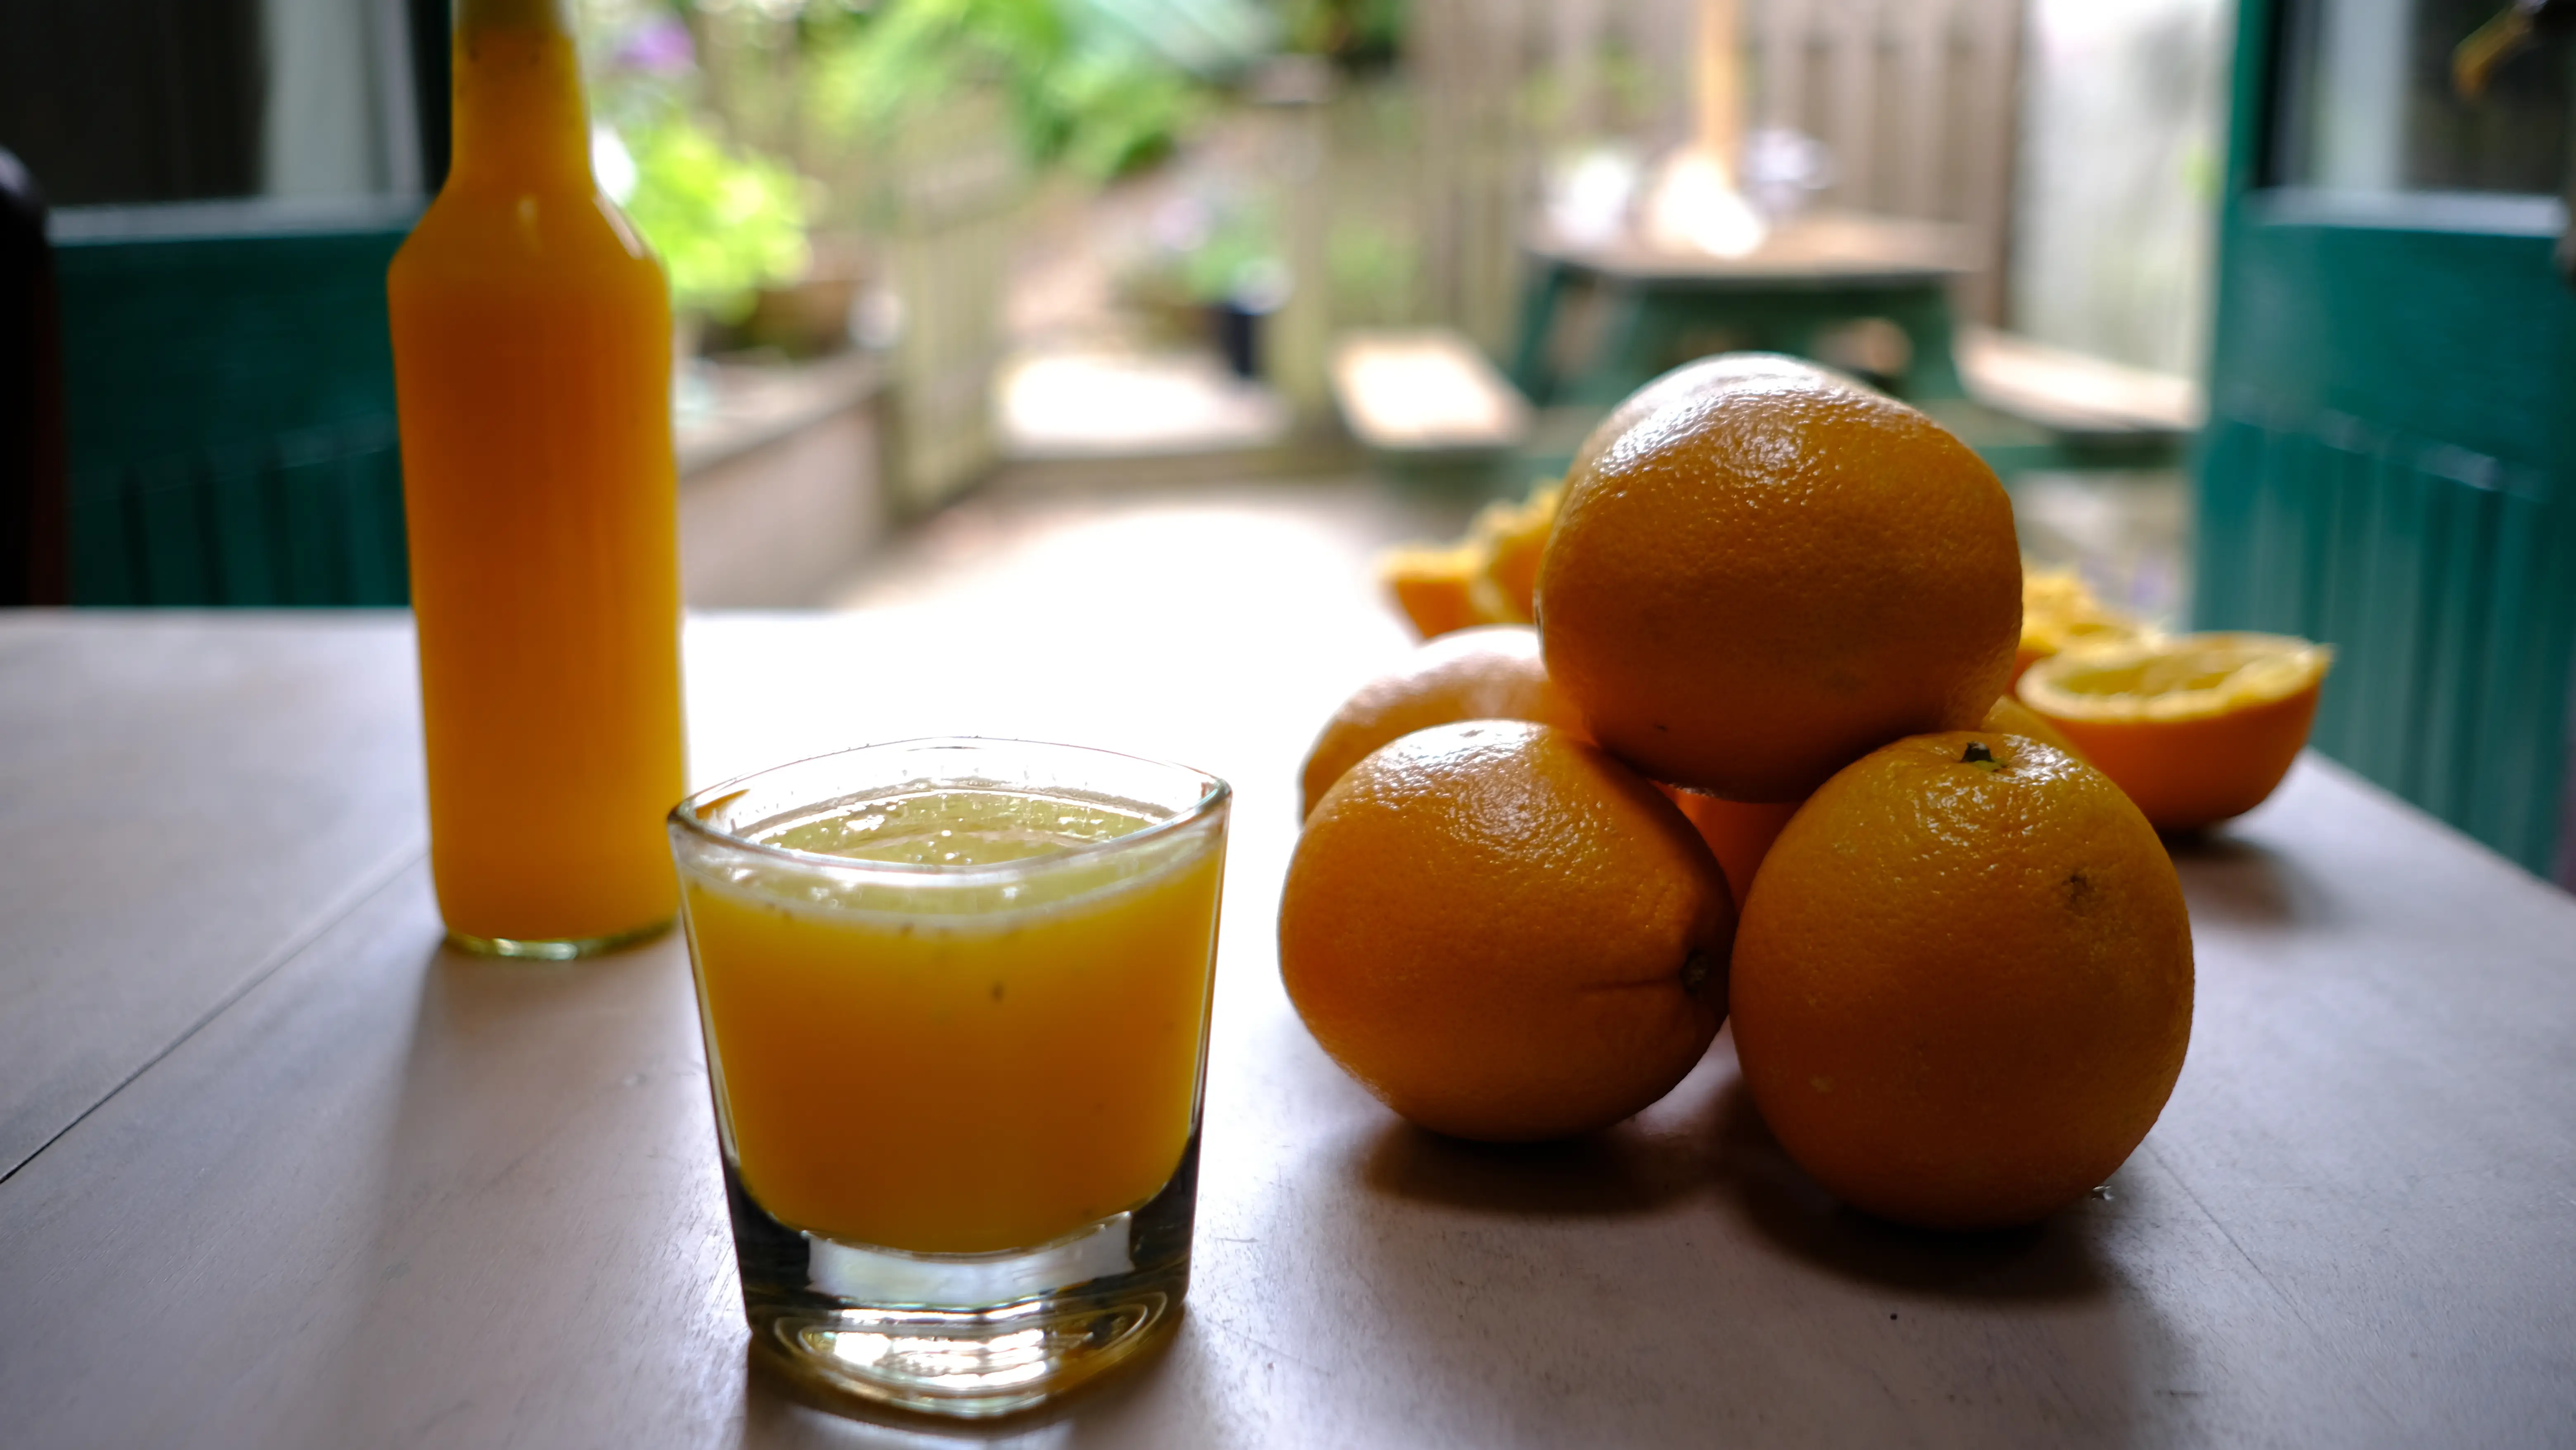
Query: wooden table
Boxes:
[
  {"xmin": 5, "ymin": 609, "xmax": 2574, "ymax": 1448},
  {"xmin": 1510, "ymin": 213, "xmax": 1980, "ymax": 409}
]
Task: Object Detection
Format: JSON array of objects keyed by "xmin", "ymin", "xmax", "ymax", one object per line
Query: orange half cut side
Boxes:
[{"xmin": 2016, "ymin": 631, "xmax": 2333, "ymax": 832}]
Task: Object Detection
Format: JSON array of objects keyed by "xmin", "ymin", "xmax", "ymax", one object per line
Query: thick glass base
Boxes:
[
  {"xmin": 730, "ymin": 1136, "xmax": 1198, "ymax": 1418},
  {"xmin": 444, "ymin": 916, "xmax": 672, "ymax": 960}
]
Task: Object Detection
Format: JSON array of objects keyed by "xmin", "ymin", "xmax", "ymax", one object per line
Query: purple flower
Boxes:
[{"xmin": 618, "ymin": 17, "xmax": 696, "ymax": 75}]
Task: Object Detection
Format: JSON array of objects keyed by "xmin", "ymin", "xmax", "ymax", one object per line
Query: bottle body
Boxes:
[{"xmin": 388, "ymin": 5, "xmax": 684, "ymax": 950}]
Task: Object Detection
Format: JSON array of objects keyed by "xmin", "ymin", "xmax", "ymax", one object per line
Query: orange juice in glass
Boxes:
[
  {"xmin": 388, "ymin": 0, "xmax": 685, "ymax": 955},
  {"xmin": 668, "ymin": 739, "xmax": 1230, "ymax": 1417}
]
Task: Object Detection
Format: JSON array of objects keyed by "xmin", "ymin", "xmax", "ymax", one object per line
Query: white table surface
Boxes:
[{"xmin": 2, "ymin": 609, "xmax": 2573, "ymax": 1449}]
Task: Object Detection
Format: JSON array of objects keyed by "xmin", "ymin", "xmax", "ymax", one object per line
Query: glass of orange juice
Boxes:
[{"xmin": 668, "ymin": 739, "xmax": 1230, "ymax": 1417}]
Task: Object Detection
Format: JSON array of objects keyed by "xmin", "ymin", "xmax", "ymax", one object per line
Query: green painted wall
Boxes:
[
  {"xmin": 52, "ymin": 214, "xmax": 416, "ymax": 605},
  {"xmin": 2197, "ymin": 0, "xmax": 2576, "ymax": 878}
]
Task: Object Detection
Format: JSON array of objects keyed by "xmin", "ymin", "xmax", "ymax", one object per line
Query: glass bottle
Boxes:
[{"xmin": 387, "ymin": 0, "xmax": 685, "ymax": 956}]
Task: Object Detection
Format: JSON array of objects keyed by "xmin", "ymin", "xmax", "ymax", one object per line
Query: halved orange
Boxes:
[
  {"xmin": 2016, "ymin": 632, "xmax": 2333, "ymax": 832},
  {"xmin": 2016, "ymin": 566, "xmax": 2148, "ymax": 683},
  {"xmin": 1378, "ymin": 481, "xmax": 1562, "ymax": 639},
  {"xmin": 1381, "ymin": 542, "xmax": 1503, "ymax": 639},
  {"xmin": 1477, "ymin": 482, "xmax": 1561, "ymax": 623}
]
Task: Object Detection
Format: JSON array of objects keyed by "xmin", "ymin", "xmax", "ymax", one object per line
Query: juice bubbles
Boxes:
[
  {"xmin": 680, "ymin": 787, "xmax": 1227, "ymax": 1255},
  {"xmin": 387, "ymin": 0, "xmax": 684, "ymax": 951}
]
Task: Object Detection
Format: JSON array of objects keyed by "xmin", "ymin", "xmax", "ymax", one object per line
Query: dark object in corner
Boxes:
[{"xmin": 0, "ymin": 148, "xmax": 68, "ymax": 606}]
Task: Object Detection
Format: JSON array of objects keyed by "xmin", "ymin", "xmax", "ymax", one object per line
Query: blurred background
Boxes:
[{"xmin": 2, "ymin": 0, "xmax": 2570, "ymax": 887}]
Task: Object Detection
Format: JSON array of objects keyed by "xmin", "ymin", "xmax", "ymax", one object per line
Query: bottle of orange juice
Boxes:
[{"xmin": 387, "ymin": 0, "xmax": 685, "ymax": 956}]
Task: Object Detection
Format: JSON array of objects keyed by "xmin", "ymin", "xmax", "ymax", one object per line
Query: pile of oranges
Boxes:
[{"xmin": 1278, "ymin": 355, "xmax": 2323, "ymax": 1230}]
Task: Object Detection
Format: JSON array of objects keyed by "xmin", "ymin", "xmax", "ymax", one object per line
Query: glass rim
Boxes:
[{"xmin": 667, "ymin": 736, "xmax": 1232, "ymax": 883}]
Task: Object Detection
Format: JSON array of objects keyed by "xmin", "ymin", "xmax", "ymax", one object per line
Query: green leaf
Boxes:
[{"xmin": 618, "ymin": 113, "xmax": 812, "ymax": 321}]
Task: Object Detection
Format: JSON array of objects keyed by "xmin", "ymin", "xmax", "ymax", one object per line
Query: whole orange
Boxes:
[
  {"xmin": 1731, "ymin": 730, "xmax": 2193, "ymax": 1229},
  {"xmin": 1297, "ymin": 625, "xmax": 1586, "ymax": 819},
  {"xmin": 1667, "ymin": 790, "xmax": 1801, "ymax": 908},
  {"xmin": 1280, "ymin": 721, "xmax": 1733, "ymax": 1142},
  {"xmin": 1537, "ymin": 368, "xmax": 2021, "ymax": 800},
  {"xmin": 1980, "ymin": 693, "xmax": 2084, "ymax": 761},
  {"xmin": 1565, "ymin": 352, "xmax": 1842, "ymax": 482},
  {"xmin": 1669, "ymin": 699, "xmax": 2072, "ymax": 908}
]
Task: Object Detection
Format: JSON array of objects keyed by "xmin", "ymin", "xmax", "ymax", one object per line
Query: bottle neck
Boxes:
[{"xmin": 447, "ymin": 0, "xmax": 593, "ymax": 191}]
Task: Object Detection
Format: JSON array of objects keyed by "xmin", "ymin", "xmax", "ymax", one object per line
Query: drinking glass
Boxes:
[{"xmin": 668, "ymin": 739, "xmax": 1229, "ymax": 1417}]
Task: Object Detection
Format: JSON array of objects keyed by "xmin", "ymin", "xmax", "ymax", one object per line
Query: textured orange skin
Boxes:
[
  {"xmin": 1981, "ymin": 694, "xmax": 2085, "ymax": 762},
  {"xmin": 2023, "ymin": 679, "xmax": 2321, "ymax": 832},
  {"xmin": 1538, "ymin": 373, "xmax": 2021, "ymax": 801},
  {"xmin": 1280, "ymin": 722, "xmax": 1734, "ymax": 1142},
  {"xmin": 1673, "ymin": 693, "xmax": 2091, "ymax": 931},
  {"xmin": 1731, "ymin": 731, "xmax": 2194, "ymax": 1230},
  {"xmin": 1564, "ymin": 352, "xmax": 1842, "ymax": 483},
  {"xmin": 1668, "ymin": 789, "xmax": 1802, "ymax": 909},
  {"xmin": 1299, "ymin": 625, "xmax": 1587, "ymax": 819},
  {"xmin": 1669, "ymin": 697, "xmax": 2083, "ymax": 909}
]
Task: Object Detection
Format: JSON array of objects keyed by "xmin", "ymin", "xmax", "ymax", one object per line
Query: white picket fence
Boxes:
[{"xmin": 880, "ymin": 88, "xmax": 1018, "ymax": 513}]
